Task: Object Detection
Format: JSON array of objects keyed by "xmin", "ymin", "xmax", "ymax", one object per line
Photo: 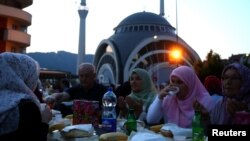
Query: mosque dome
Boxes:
[
  {"xmin": 114, "ymin": 11, "xmax": 175, "ymax": 35},
  {"xmin": 117, "ymin": 11, "xmax": 172, "ymax": 27},
  {"xmin": 94, "ymin": 11, "xmax": 200, "ymax": 84}
]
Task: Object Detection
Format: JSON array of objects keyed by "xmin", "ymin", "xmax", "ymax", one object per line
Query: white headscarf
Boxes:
[{"xmin": 0, "ymin": 52, "xmax": 40, "ymax": 135}]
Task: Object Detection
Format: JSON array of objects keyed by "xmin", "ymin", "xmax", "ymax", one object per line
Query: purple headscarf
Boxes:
[
  {"xmin": 162, "ymin": 66, "xmax": 213, "ymax": 128},
  {"xmin": 222, "ymin": 62, "xmax": 250, "ymax": 102}
]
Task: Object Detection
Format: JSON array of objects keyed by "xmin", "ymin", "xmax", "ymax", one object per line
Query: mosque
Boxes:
[
  {"xmin": 0, "ymin": 0, "xmax": 201, "ymax": 86},
  {"xmin": 77, "ymin": 0, "xmax": 201, "ymax": 86}
]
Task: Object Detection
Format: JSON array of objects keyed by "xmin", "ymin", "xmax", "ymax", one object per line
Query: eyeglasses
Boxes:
[{"xmin": 221, "ymin": 76, "xmax": 241, "ymax": 81}]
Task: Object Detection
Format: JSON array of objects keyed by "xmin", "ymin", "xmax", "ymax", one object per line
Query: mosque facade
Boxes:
[{"xmin": 93, "ymin": 11, "xmax": 201, "ymax": 86}]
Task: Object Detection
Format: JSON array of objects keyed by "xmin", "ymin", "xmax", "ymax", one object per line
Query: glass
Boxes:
[{"xmin": 167, "ymin": 86, "xmax": 180, "ymax": 96}]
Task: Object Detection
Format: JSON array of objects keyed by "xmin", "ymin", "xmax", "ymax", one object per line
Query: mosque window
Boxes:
[
  {"xmin": 139, "ymin": 25, "xmax": 144, "ymax": 31},
  {"xmin": 129, "ymin": 26, "xmax": 133, "ymax": 32},
  {"xmin": 160, "ymin": 26, "xmax": 165, "ymax": 32},
  {"xmin": 145, "ymin": 25, "xmax": 149, "ymax": 31},
  {"xmin": 124, "ymin": 26, "xmax": 128, "ymax": 32},
  {"xmin": 134, "ymin": 26, "xmax": 138, "ymax": 31},
  {"xmin": 150, "ymin": 25, "xmax": 154, "ymax": 31},
  {"xmin": 156, "ymin": 26, "xmax": 160, "ymax": 32},
  {"xmin": 116, "ymin": 27, "xmax": 122, "ymax": 33}
]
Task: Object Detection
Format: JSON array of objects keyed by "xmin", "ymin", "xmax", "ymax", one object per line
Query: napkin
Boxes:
[
  {"xmin": 161, "ymin": 123, "xmax": 192, "ymax": 138},
  {"xmin": 129, "ymin": 131, "xmax": 166, "ymax": 141},
  {"xmin": 61, "ymin": 124, "xmax": 94, "ymax": 138}
]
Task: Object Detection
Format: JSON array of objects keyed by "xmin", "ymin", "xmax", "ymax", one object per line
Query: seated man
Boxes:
[{"xmin": 51, "ymin": 63, "xmax": 107, "ymax": 116}]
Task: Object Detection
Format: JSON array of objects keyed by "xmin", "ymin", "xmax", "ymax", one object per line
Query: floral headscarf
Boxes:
[
  {"xmin": 128, "ymin": 68, "xmax": 157, "ymax": 111},
  {"xmin": 0, "ymin": 52, "xmax": 40, "ymax": 135},
  {"xmin": 221, "ymin": 62, "xmax": 250, "ymax": 102}
]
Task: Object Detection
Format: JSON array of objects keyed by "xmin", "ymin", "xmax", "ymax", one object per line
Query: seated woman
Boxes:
[
  {"xmin": 210, "ymin": 62, "xmax": 250, "ymax": 124},
  {"xmin": 117, "ymin": 68, "xmax": 157, "ymax": 122},
  {"xmin": 0, "ymin": 52, "xmax": 52, "ymax": 141},
  {"xmin": 146, "ymin": 65, "xmax": 213, "ymax": 128}
]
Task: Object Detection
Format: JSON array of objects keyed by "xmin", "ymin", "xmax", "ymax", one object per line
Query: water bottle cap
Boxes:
[{"xmin": 108, "ymin": 87, "xmax": 113, "ymax": 91}]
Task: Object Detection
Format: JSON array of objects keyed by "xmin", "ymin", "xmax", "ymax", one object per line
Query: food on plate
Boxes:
[
  {"xmin": 149, "ymin": 124, "xmax": 164, "ymax": 133},
  {"xmin": 160, "ymin": 129, "xmax": 174, "ymax": 138},
  {"xmin": 60, "ymin": 124, "xmax": 94, "ymax": 138},
  {"xmin": 99, "ymin": 132, "xmax": 128, "ymax": 141},
  {"xmin": 64, "ymin": 114, "xmax": 73, "ymax": 119},
  {"xmin": 49, "ymin": 123, "xmax": 65, "ymax": 132},
  {"xmin": 49, "ymin": 118, "xmax": 71, "ymax": 132},
  {"xmin": 61, "ymin": 129, "xmax": 92, "ymax": 138}
]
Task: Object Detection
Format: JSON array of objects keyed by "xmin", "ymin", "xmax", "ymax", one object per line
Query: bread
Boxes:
[
  {"xmin": 60, "ymin": 124, "xmax": 94, "ymax": 138},
  {"xmin": 149, "ymin": 124, "xmax": 163, "ymax": 133},
  {"xmin": 49, "ymin": 123, "xmax": 65, "ymax": 132},
  {"xmin": 99, "ymin": 132, "xmax": 128, "ymax": 141},
  {"xmin": 160, "ymin": 129, "xmax": 174, "ymax": 138},
  {"xmin": 64, "ymin": 114, "xmax": 73, "ymax": 119},
  {"xmin": 61, "ymin": 129, "xmax": 92, "ymax": 138}
]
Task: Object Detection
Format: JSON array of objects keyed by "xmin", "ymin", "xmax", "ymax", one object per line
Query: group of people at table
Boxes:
[{"xmin": 0, "ymin": 52, "xmax": 250, "ymax": 141}]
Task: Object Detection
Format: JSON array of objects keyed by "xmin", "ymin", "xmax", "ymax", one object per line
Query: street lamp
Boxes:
[{"xmin": 169, "ymin": 48, "xmax": 182, "ymax": 66}]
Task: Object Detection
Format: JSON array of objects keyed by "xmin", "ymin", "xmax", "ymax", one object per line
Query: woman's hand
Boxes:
[
  {"xmin": 158, "ymin": 85, "xmax": 178, "ymax": 100},
  {"xmin": 40, "ymin": 103, "xmax": 52, "ymax": 124},
  {"xmin": 117, "ymin": 96, "xmax": 127, "ymax": 111},
  {"xmin": 125, "ymin": 96, "xmax": 143, "ymax": 118},
  {"xmin": 193, "ymin": 100, "xmax": 210, "ymax": 123},
  {"xmin": 226, "ymin": 98, "xmax": 247, "ymax": 115}
]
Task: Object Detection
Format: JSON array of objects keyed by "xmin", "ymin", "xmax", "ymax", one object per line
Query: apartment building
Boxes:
[{"xmin": 0, "ymin": 0, "xmax": 33, "ymax": 53}]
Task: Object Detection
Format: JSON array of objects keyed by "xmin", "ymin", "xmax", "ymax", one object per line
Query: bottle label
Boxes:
[{"xmin": 102, "ymin": 118, "xmax": 117, "ymax": 132}]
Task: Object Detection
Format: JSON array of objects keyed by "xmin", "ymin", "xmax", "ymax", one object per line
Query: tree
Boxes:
[{"xmin": 194, "ymin": 50, "xmax": 225, "ymax": 83}]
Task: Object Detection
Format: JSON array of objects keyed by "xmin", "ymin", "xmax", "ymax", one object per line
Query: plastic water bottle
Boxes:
[
  {"xmin": 102, "ymin": 87, "xmax": 117, "ymax": 132},
  {"xmin": 192, "ymin": 110, "xmax": 205, "ymax": 141}
]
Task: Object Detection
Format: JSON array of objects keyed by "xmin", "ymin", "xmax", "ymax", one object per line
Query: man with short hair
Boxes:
[{"xmin": 51, "ymin": 63, "xmax": 107, "ymax": 116}]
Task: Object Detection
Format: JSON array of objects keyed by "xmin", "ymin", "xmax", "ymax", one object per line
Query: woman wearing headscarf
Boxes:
[
  {"xmin": 210, "ymin": 62, "xmax": 250, "ymax": 124},
  {"xmin": 147, "ymin": 65, "xmax": 213, "ymax": 128},
  {"xmin": 0, "ymin": 52, "xmax": 51, "ymax": 141},
  {"xmin": 117, "ymin": 68, "xmax": 157, "ymax": 121}
]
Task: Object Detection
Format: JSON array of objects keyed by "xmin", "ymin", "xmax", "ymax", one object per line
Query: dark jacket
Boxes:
[{"xmin": 0, "ymin": 99, "xmax": 49, "ymax": 141}]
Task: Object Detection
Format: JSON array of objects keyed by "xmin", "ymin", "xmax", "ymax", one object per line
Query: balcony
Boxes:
[
  {"xmin": 0, "ymin": 4, "xmax": 32, "ymax": 26},
  {"xmin": 4, "ymin": 29, "xmax": 30, "ymax": 46}
]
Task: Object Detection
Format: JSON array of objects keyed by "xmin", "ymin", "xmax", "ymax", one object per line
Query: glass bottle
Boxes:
[
  {"xmin": 125, "ymin": 108, "xmax": 137, "ymax": 135},
  {"xmin": 192, "ymin": 110, "xmax": 205, "ymax": 141},
  {"xmin": 102, "ymin": 87, "xmax": 117, "ymax": 132}
]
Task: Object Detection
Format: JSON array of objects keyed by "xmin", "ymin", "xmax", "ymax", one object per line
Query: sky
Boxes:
[{"xmin": 24, "ymin": 0, "xmax": 250, "ymax": 61}]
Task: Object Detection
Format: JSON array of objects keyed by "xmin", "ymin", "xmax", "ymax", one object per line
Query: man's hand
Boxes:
[{"xmin": 50, "ymin": 92, "xmax": 70, "ymax": 103}]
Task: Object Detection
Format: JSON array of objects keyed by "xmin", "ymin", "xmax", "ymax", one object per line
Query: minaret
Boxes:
[
  {"xmin": 77, "ymin": 0, "xmax": 88, "ymax": 74},
  {"xmin": 160, "ymin": 0, "xmax": 165, "ymax": 16}
]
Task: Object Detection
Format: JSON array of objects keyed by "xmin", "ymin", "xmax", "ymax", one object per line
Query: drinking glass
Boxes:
[{"xmin": 167, "ymin": 86, "xmax": 180, "ymax": 96}]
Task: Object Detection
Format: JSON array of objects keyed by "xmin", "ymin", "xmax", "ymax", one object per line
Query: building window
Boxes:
[{"xmin": 11, "ymin": 47, "xmax": 16, "ymax": 52}]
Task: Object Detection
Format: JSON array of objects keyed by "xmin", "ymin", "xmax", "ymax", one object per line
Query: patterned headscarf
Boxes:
[
  {"xmin": 162, "ymin": 66, "xmax": 212, "ymax": 128},
  {"xmin": 0, "ymin": 52, "xmax": 40, "ymax": 135},
  {"xmin": 128, "ymin": 68, "xmax": 157, "ymax": 111},
  {"xmin": 221, "ymin": 62, "xmax": 250, "ymax": 102}
]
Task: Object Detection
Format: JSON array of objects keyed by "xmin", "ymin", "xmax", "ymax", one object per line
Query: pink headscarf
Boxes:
[{"xmin": 162, "ymin": 66, "xmax": 212, "ymax": 128}]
